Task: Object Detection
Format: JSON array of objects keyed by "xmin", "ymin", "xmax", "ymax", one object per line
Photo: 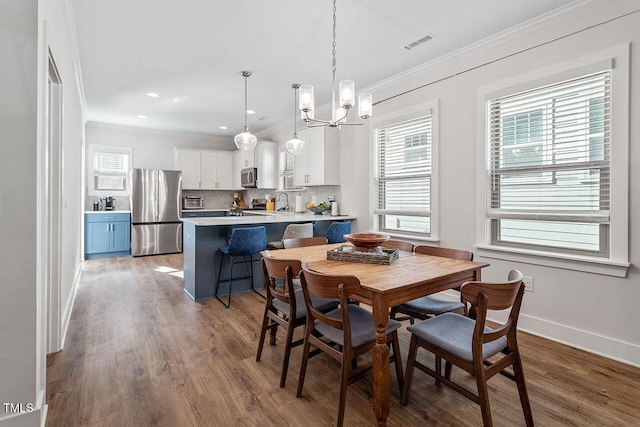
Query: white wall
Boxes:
[
  {"xmin": 85, "ymin": 122, "xmax": 235, "ymax": 170},
  {"xmin": 0, "ymin": 1, "xmax": 41, "ymax": 425},
  {"xmin": 0, "ymin": 0, "xmax": 86, "ymax": 425},
  {"xmin": 337, "ymin": 1, "xmax": 640, "ymax": 365}
]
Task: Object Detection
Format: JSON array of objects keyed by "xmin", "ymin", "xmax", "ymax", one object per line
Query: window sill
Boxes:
[
  {"xmin": 475, "ymin": 244, "xmax": 630, "ymax": 278},
  {"xmin": 375, "ymin": 231, "xmax": 440, "ymax": 244}
]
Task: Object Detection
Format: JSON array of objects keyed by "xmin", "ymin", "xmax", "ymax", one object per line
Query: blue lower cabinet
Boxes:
[{"xmin": 85, "ymin": 213, "xmax": 131, "ymax": 259}]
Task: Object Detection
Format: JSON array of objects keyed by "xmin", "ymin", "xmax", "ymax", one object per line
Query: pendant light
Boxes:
[
  {"xmin": 285, "ymin": 84, "xmax": 304, "ymax": 155},
  {"xmin": 299, "ymin": 0, "xmax": 372, "ymax": 128},
  {"xmin": 234, "ymin": 71, "xmax": 257, "ymax": 150}
]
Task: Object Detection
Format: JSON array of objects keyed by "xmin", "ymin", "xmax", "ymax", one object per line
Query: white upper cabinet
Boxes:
[
  {"xmin": 175, "ymin": 148, "xmax": 234, "ymax": 190},
  {"xmin": 293, "ymin": 127, "xmax": 340, "ymax": 186},
  {"xmin": 234, "ymin": 140, "xmax": 278, "ymax": 189},
  {"xmin": 255, "ymin": 141, "xmax": 278, "ymax": 189},
  {"xmin": 238, "ymin": 149, "xmax": 255, "ymax": 169},
  {"xmin": 176, "ymin": 149, "xmax": 202, "ymax": 189}
]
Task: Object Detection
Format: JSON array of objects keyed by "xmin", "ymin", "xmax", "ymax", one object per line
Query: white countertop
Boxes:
[
  {"xmin": 182, "ymin": 212, "xmax": 355, "ymax": 226},
  {"xmin": 85, "ymin": 210, "xmax": 131, "ymax": 214}
]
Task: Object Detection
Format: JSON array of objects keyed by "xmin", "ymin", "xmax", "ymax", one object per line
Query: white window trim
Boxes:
[
  {"xmin": 475, "ymin": 44, "xmax": 630, "ymax": 277},
  {"xmin": 369, "ymin": 100, "xmax": 439, "ymax": 241},
  {"xmin": 87, "ymin": 144, "xmax": 133, "ymax": 197}
]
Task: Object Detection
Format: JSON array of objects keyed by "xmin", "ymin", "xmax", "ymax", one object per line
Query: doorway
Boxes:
[{"xmin": 46, "ymin": 51, "xmax": 63, "ymax": 354}]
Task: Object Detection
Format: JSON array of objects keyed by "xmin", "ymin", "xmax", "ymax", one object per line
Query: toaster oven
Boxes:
[{"xmin": 183, "ymin": 196, "xmax": 203, "ymax": 210}]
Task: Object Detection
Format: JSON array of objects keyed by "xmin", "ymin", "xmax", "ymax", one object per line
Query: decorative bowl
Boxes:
[
  {"xmin": 344, "ymin": 233, "xmax": 390, "ymax": 252},
  {"xmin": 307, "ymin": 206, "xmax": 330, "ymax": 215}
]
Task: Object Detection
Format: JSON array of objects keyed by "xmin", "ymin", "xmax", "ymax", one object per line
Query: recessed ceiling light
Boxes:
[
  {"xmin": 219, "ymin": 126, "xmax": 228, "ymax": 130},
  {"xmin": 246, "ymin": 110, "xmax": 256, "ymax": 114},
  {"xmin": 137, "ymin": 115, "xmax": 148, "ymax": 119},
  {"xmin": 161, "ymin": 96, "xmax": 188, "ymax": 105},
  {"xmin": 146, "ymin": 92, "xmax": 159, "ymax": 98}
]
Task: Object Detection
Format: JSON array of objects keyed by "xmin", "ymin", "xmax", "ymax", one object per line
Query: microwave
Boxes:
[
  {"xmin": 241, "ymin": 167, "xmax": 257, "ymax": 188},
  {"xmin": 183, "ymin": 196, "xmax": 203, "ymax": 209}
]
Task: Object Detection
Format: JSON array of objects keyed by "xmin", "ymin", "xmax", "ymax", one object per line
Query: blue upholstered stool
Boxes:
[
  {"xmin": 326, "ymin": 221, "xmax": 351, "ymax": 244},
  {"xmin": 214, "ymin": 226, "xmax": 267, "ymax": 308}
]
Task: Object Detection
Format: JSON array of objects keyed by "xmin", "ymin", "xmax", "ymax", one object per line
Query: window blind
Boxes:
[
  {"xmin": 374, "ymin": 116, "xmax": 432, "ymax": 235},
  {"xmin": 488, "ymin": 71, "xmax": 610, "ymax": 253},
  {"xmin": 94, "ymin": 151, "xmax": 129, "ymax": 191}
]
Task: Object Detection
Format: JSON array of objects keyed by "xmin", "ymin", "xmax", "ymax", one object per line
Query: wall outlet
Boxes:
[{"xmin": 523, "ymin": 276, "xmax": 534, "ymax": 292}]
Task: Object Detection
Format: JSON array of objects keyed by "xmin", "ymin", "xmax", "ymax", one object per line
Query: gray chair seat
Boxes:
[
  {"xmin": 397, "ymin": 295, "xmax": 464, "ymax": 316},
  {"xmin": 315, "ymin": 305, "xmax": 402, "ymax": 348},
  {"xmin": 407, "ymin": 312, "xmax": 507, "ymax": 362},
  {"xmin": 272, "ymin": 289, "xmax": 338, "ymax": 320}
]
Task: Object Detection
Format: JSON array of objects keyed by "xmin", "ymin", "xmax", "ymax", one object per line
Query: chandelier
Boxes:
[
  {"xmin": 298, "ymin": 0, "xmax": 372, "ymax": 128},
  {"xmin": 234, "ymin": 71, "xmax": 257, "ymax": 150},
  {"xmin": 285, "ymin": 84, "xmax": 304, "ymax": 154}
]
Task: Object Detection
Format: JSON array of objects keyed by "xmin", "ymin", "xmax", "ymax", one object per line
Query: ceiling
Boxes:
[{"xmin": 71, "ymin": 0, "xmax": 579, "ymax": 138}]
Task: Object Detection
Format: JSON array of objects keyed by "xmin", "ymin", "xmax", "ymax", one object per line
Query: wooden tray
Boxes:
[{"xmin": 326, "ymin": 245, "xmax": 399, "ymax": 265}]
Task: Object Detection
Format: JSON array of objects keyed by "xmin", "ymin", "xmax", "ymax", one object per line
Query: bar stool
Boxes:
[
  {"xmin": 325, "ymin": 221, "xmax": 351, "ymax": 244},
  {"xmin": 214, "ymin": 226, "xmax": 267, "ymax": 308},
  {"xmin": 266, "ymin": 223, "xmax": 313, "ymax": 250}
]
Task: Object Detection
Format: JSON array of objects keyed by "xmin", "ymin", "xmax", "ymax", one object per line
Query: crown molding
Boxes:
[
  {"xmin": 60, "ymin": 0, "xmax": 87, "ymax": 120},
  {"xmin": 360, "ymin": 0, "xmax": 607, "ymax": 95},
  {"xmin": 86, "ymin": 121, "xmax": 235, "ymax": 140},
  {"xmin": 258, "ymin": 1, "xmax": 605, "ymax": 139}
]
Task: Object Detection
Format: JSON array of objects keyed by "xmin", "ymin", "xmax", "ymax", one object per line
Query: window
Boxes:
[
  {"xmin": 374, "ymin": 108, "xmax": 436, "ymax": 238},
  {"xmin": 87, "ymin": 145, "xmax": 132, "ymax": 196},
  {"xmin": 279, "ymin": 149, "xmax": 300, "ymax": 190},
  {"xmin": 488, "ymin": 71, "xmax": 611, "ymax": 255}
]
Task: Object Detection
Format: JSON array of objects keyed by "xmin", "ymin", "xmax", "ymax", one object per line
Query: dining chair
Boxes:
[
  {"xmin": 256, "ymin": 254, "xmax": 338, "ymax": 388},
  {"xmin": 297, "ymin": 263, "xmax": 404, "ymax": 427},
  {"xmin": 380, "ymin": 239, "xmax": 414, "ymax": 252},
  {"xmin": 214, "ymin": 226, "xmax": 267, "ymax": 308},
  {"xmin": 282, "ymin": 236, "xmax": 328, "ymax": 249},
  {"xmin": 267, "ymin": 223, "xmax": 314, "ymax": 250},
  {"xmin": 390, "ymin": 245, "xmax": 473, "ymax": 324},
  {"xmin": 325, "ymin": 221, "xmax": 351, "ymax": 244},
  {"xmin": 401, "ymin": 270, "xmax": 533, "ymax": 427}
]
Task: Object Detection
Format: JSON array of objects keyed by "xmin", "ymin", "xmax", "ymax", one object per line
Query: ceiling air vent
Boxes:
[{"xmin": 404, "ymin": 34, "xmax": 433, "ymax": 50}]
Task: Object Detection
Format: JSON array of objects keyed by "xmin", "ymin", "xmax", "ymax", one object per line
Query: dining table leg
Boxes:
[{"xmin": 371, "ymin": 296, "xmax": 390, "ymax": 426}]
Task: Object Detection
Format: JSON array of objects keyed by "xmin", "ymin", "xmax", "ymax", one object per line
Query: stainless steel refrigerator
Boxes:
[{"xmin": 130, "ymin": 169, "xmax": 183, "ymax": 256}]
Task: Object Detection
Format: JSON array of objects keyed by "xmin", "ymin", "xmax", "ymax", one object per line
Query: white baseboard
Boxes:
[
  {"xmin": 59, "ymin": 263, "xmax": 81, "ymax": 350},
  {"xmin": 437, "ymin": 290, "xmax": 640, "ymax": 367},
  {"xmin": 516, "ymin": 314, "xmax": 640, "ymax": 368},
  {"xmin": 0, "ymin": 390, "xmax": 47, "ymax": 427}
]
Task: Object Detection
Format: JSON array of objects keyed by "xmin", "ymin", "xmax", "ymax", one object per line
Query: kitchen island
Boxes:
[{"xmin": 181, "ymin": 212, "xmax": 356, "ymax": 301}]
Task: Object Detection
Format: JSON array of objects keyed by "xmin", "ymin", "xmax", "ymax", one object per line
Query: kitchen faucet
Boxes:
[{"xmin": 277, "ymin": 193, "xmax": 289, "ymax": 212}]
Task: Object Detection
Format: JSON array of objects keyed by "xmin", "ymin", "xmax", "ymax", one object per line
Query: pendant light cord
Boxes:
[
  {"xmin": 243, "ymin": 74, "xmax": 248, "ymax": 131},
  {"xmin": 331, "ymin": 0, "xmax": 337, "ymax": 121},
  {"xmin": 293, "ymin": 86, "xmax": 298, "ymax": 138}
]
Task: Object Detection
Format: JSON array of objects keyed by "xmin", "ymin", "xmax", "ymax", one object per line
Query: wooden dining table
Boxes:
[{"xmin": 265, "ymin": 243, "xmax": 489, "ymax": 426}]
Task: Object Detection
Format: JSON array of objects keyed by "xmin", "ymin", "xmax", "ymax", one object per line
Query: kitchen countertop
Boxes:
[{"xmin": 181, "ymin": 211, "xmax": 355, "ymax": 226}]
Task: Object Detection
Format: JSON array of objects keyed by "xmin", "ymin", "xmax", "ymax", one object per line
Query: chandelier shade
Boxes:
[{"xmin": 298, "ymin": 0, "xmax": 372, "ymax": 129}]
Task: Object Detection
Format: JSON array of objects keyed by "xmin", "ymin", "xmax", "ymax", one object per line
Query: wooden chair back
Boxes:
[
  {"xmin": 283, "ymin": 236, "xmax": 328, "ymax": 249},
  {"xmin": 261, "ymin": 255, "xmax": 301, "ymax": 306},
  {"xmin": 414, "ymin": 245, "xmax": 473, "ymax": 261},
  {"xmin": 380, "ymin": 239, "xmax": 414, "ymax": 252},
  {"xmin": 461, "ymin": 270, "xmax": 525, "ymax": 346},
  {"xmin": 299, "ymin": 263, "xmax": 361, "ymax": 340},
  {"xmin": 461, "ymin": 270, "xmax": 523, "ymax": 311}
]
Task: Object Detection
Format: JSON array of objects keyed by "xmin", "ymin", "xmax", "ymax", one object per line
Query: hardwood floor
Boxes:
[{"xmin": 46, "ymin": 254, "xmax": 640, "ymax": 426}]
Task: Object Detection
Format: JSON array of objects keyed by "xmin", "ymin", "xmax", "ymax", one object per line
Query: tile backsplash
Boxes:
[
  {"xmin": 84, "ymin": 187, "xmax": 339, "ymax": 212},
  {"xmin": 85, "ymin": 196, "xmax": 130, "ymax": 211},
  {"xmin": 182, "ymin": 190, "xmax": 236, "ymax": 209},
  {"xmin": 243, "ymin": 186, "xmax": 341, "ymax": 211}
]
